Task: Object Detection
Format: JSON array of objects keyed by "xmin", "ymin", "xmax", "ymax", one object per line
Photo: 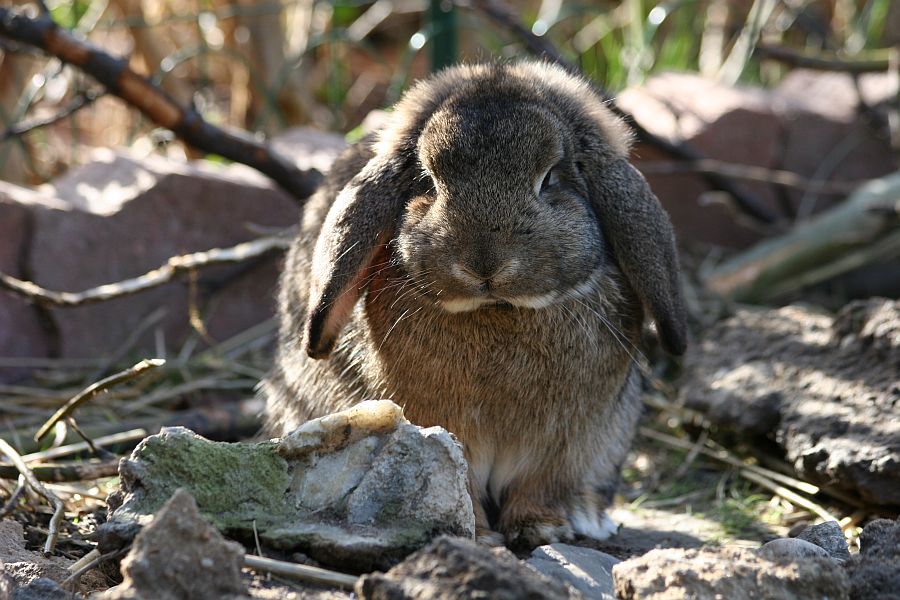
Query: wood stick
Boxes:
[
  {"xmin": 18, "ymin": 428, "xmax": 148, "ymax": 463},
  {"xmin": 739, "ymin": 469, "xmax": 837, "ymax": 524},
  {"xmin": 635, "ymin": 159, "xmax": 861, "ymax": 195},
  {"xmin": 705, "ymin": 173, "xmax": 900, "ymax": 302},
  {"xmin": 1, "ymin": 235, "xmax": 290, "ymax": 308},
  {"xmin": 0, "ymin": 439, "xmax": 65, "ymax": 554},
  {"xmin": 243, "ymin": 554, "xmax": 358, "ymax": 590},
  {"xmin": 639, "ymin": 427, "xmax": 821, "ymax": 496},
  {"xmin": 35, "ymin": 359, "xmax": 165, "ymax": 442},
  {"xmin": 756, "ymin": 44, "xmax": 891, "ymax": 73},
  {"xmin": 0, "ymin": 459, "xmax": 119, "ymax": 482}
]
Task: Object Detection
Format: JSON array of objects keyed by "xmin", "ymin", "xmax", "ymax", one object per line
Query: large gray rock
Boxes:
[
  {"xmin": 0, "ymin": 185, "xmax": 57, "ymax": 382},
  {"xmin": 2, "ymin": 127, "xmax": 345, "ymax": 363},
  {"xmin": 100, "ymin": 401, "xmax": 474, "ymax": 571},
  {"xmin": 612, "ymin": 546, "xmax": 850, "ymax": 600},
  {"xmin": 679, "ymin": 299, "xmax": 900, "ymax": 505},
  {"xmin": 844, "ymin": 518, "xmax": 900, "ymax": 600},
  {"xmin": 527, "ymin": 544, "xmax": 618, "ymax": 599},
  {"xmin": 356, "ymin": 536, "xmax": 579, "ymax": 600},
  {"xmin": 100, "ymin": 488, "xmax": 248, "ymax": 600},
  {"xmin": 618, "ymin": 71, "xmax": 897, "ymax": 249},
  {"xmin": 29, "ymin": 148, "xmax": 298, "ymax": 360}
]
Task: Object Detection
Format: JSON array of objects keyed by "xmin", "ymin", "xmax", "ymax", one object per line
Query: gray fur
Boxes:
[{"xmin": 262, "ymin": 61, "xmax": 686, "ymax": 548}]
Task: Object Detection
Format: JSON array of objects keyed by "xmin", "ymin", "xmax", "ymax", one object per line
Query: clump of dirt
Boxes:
[{"xmin": 680, "ymin": 298, "xmax": 900, "ymax": 505}]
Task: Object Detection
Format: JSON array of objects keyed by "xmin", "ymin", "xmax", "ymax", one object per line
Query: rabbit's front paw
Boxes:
[
  {"xmin": 502, "ymin": 518, "xmax": 574, "ymax": 550},
  {"xmin": 476, "ymin": 526, "xmax": 505, "ymax": 547}
]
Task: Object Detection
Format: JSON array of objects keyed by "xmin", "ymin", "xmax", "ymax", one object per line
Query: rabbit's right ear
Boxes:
[
  {"xmin": 304, "ymin": 155, "xmax": 406, "ymax": 359},
  {"xmin": 589, "ymin": 159, "xmax": 688, "ymax": 355}
]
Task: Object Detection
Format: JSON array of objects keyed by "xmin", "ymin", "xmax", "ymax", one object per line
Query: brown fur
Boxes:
[{"xmin": 262, "ymin": 61, "xmax": 686, "ymax": 548}]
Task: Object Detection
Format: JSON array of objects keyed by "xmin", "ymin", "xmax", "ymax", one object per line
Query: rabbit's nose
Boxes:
[{"xmin": 452, "ymin": 261, "xmax": 512, "ymax": 287}]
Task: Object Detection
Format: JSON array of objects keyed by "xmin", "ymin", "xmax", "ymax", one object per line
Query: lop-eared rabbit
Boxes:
[{"xmin": 263, "ymin": 61, "xmax": 687, "ymax": 548}]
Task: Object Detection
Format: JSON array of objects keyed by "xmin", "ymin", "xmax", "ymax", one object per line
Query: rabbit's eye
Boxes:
[{"xmin": 539, "ymin": 168, "xmax": 559, "ymax": 194}]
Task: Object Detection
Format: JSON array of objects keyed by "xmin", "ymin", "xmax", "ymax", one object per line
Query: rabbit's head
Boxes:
[{"xmin": 304, "ymin": 62, "xmax": 687, "ymax": 358}]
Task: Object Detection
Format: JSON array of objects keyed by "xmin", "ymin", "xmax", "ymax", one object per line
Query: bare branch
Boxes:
[
  {"xmin": 243, "ymin": 554, "xmax": 358, "ymax": 590},
  {"xmin": 0, "ymin": 438, "xmax": 65, "ymax": 554},
  {"xmin": 0, "ymin": 7, "xmax": 322, "ymax": 203},
  {"xmin": 756, "ymin": 44, "xmax": 891, "ymax": 73},
  {"xmin": 0, "ymin": 235, "xmax": 290, "ymax": 308},
  {"xmin": 0, "ymin": 89, "xmax": 102, "ymax": 142},
  {"xmin": 635, "ymin": 159, "xmax": 863, "ymax": 195},
  {"xmin": 35, "ymin": 358, "xmax": 166, "ymax": 442},
  {"xmin": 0, "ymin": 459, "xmax": 120, "ymax": 483},
  {"xmin": 468, "ymin": 0, "xmax": 779, "ymax": 224}
]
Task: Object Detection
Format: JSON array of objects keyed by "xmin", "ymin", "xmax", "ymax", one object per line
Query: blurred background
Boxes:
[{"xmin": 1, "ymin": 1, "xmax": 896, "ymax": 176}]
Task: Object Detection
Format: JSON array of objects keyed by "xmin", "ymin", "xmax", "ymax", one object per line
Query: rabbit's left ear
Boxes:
[
  {"xmin": 304, "ymin": 155, "xmax": 406, "ymax": 358},
  {"xmin": 589, "ymin": 159, "xmax": 688, "ymax": 355}
]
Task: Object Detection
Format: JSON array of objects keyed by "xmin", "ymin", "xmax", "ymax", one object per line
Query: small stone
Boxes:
[
  {"xmin": 356, "ymin": 536, "xmax": 578, "ymax": 599},
  {"xmin": 100, "ymin": 488, "xmax": 248, "ymax": 600},
  {"xmin": 613, "ymin": 546, "xmax": 849, "ymax": 600},
  {"xmin": 758, "ymin": 538, "xmax": 832, "ymax": 562},
  {"xmin": 11, "ymin": 578, "xmax": 67, "ymax": 600},
  {"xmin": 796, "ymin": 521, "xmax": 851, "ymax": 562},
  {"xmin": 527, "ymin": 543, "xmax": 618, "ymax": 599}
]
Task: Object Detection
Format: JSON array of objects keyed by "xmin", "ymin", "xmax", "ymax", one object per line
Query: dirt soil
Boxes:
[{"xmin": 679, "ymin": 299, "xmax": 900, "ymax": 506}]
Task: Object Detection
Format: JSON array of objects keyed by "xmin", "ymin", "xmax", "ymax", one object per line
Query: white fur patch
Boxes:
[
  {"xmin": 507, "ymin": 291, "xmax": 559, "ymax": 309},
  {"xmin": 570, "ymin": 510, "xmax": 618, "ymax": 540},
  {"xmin": 441, "ymin": 297, "xmax": 495, "ymax": 313}
]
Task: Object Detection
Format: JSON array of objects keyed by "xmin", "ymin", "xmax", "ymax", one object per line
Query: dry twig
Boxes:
[
  {"xmin": 20, "ymin": 428, "xmax": 148, "ymax": 463},
  {"xmin": 63, "ymin": 547, "xmax": 128, "ymax": 587},
  {"xmin": 0, "ymin": 7, "xmax": 322, "ymax": 203},
  {"xmin": 243, "ymin": 554, "xmax": 358, "ymax": 590},
  {"xmin": 739, "ymin": 469, "xmax": 837, "ymax": 524},
  {"xmin": 0, "ymin": 89, "xmax": 102, "ymax": 142},
  {"xmin": 639, "ymin": 427, "xmax": 820, "ymax": 496},
  {"xmin": 0, "ymin": 459, "xmax": 119, "ymax": 482},
  {"xmin": 756, "ymin": 44, "xmax": 891, "ymax": 73},
  {"xmin": 0, "ymin": 235, "xmax": 291, "ymax": 309},
  {"xmin": 0, "ymin": 439, "xmax": 65, "ymax": 554},
  {"xmin": 35, "ymin": 359, "xmax": 165, "ymax": 442},
  {"xmin": 635, "ymin": 159, "xmax": 862, "ymax": 195}
]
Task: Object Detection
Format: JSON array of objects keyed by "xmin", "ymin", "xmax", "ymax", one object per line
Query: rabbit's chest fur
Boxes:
[{"xmin": 344, "ymin": 262, "xmax": 644, "ymax": 495}]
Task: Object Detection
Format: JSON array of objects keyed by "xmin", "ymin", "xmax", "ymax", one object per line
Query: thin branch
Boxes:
[
  {"xmin": 243, "ymin": 554, "xmax": 358, "ymax": 590},
  {"xmin": 63, "ymin": 548, "xmax": 128, "ymax": 587},
  {"xmin": 468, "ymin": 0, "xmax": 779, "ymax": 224},
  {"xmin": 0, "ymin": 438, "xmax": 65, "ymax": 554},
  {"xmin": 635, "ymin": 159, "xmax": 862, "ymax": 195},
  {"xmin": 756, "ymin": 44, "xmax": 891, "ymax": 73},
  {"xmin": 20, "ymin": 428, "xmax": 148, "ymax": 463},
  {"xmin": 0, "ymin": 459, "xmax": 119, "ymax": 482},
  {"xmin": 639, "ymin": 427, "xmax": 821, "ymax": 496},
  {"xmin": 0, "ymin": 89, "xmax": 102, "ymax": 142},
  {"xmin": 740, "ymin": 469, "xmax": 837, "ymax": 524},
  {"xmin": 35, "ymin": 359, "xmax": 165, "ymax": 442},
  {"xmin": 0, "ymin": 474, "xmax": 26, "ymax": 518},
  {"xmin": 0, "ymin": 235, "xmax": 291, "ymax": 308},
  {"xmin": 0, "ymin": 6, "xmax": 322, "ymax": 203}
]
